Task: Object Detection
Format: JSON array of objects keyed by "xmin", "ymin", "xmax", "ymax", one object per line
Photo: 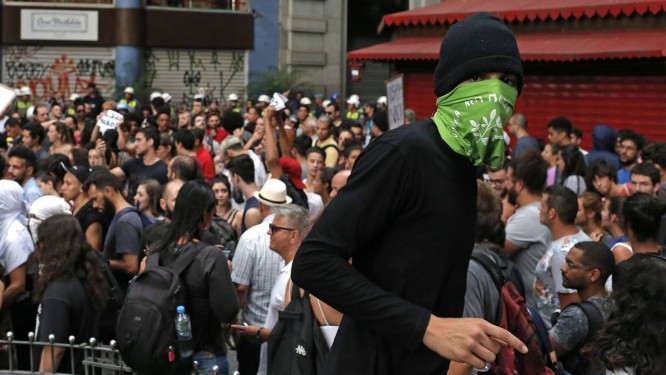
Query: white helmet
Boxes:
[
  {"xmin": 346, "ymin": 94, "xmax": 360, "ymax": 107},
  {"xmin": 300, "ymin": 97, "xmax": 312, "ymax": 106},
  {"xmin": 258, "ymin": 94, "xmax": 270, "ymax": 103},
  {"xmin": 377, "ymin": 96, "xmax": 387, "ymax": 105},
  {"xmin": 150, "ymin": 91, "xmax": 162, "ymax": 101},
  {"xmin": 162, "ymin": 92, "xmax": 172, "ymax": 102},
  {"xmin": 228, "ymin": 93, "xmax": 239, "ymax": 101}
]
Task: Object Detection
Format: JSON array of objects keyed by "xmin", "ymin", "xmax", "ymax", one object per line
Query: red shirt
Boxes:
[{"xmin": 196, "ymin": 147, "xmax": 215, "ymax": 181}]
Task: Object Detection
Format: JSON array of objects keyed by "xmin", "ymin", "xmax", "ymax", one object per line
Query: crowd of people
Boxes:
[{"xmin": 0, "ymin": 16, "xmax": 665, "ymax": 374}]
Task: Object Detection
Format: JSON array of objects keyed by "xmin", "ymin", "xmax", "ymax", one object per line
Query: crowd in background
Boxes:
[{"xmin": 0, "ymin": 82, "xmax": 664, "ymax": 375}]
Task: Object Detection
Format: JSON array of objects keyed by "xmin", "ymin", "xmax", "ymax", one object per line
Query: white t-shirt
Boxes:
[{"xmin": 257, "ymin": 261, "xmax": 292, "ymax": 375}]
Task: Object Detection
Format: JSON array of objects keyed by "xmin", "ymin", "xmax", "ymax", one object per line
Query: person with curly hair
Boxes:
[
  {"xmin": 586, "ymin": 253, "xmax": 666, "ymax": 374},
  {"xmin": 33, "ymin": 214, "xmax": 109, "ymax": 373}
]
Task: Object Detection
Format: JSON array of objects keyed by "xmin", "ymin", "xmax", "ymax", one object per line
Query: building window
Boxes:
[{"xmin": 146, "ymin": 0, "xmax": 246, "ymax": 11}]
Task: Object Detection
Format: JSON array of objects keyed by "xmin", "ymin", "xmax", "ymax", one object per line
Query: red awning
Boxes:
[
  {"xmin": 347, "ymin": 29, "xmax": 666, "ymax": 62},
  {"xmin": 382, "ymin": 0, "xmax": 666, "ymax": 27}
]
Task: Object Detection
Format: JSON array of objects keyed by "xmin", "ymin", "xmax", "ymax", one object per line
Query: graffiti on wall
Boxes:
[
  {"xmin": 144, "ymin": 48, "xmax": 245, "ymax": 104},
  {"xmin": 2, "ymin": 46, "xmax": 115, "ymax": 101}
]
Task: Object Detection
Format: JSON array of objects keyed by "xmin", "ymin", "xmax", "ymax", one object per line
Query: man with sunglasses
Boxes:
[
  {"xmin": 230, "ymin": 179, "xmax": 291, "ymax": 375},
  {"xmin": 549, "ymin": 241, "xmax": 614, "ymax": 374}
]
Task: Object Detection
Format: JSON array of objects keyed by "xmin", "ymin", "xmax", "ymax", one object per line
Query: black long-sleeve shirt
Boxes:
[
  {"xmin": 161, "ymin": 243, "xmax": 239, "ymax": 354},
  {"xmin": 292, "ymin": 119, "xmax": 477, "ymax": 374}
]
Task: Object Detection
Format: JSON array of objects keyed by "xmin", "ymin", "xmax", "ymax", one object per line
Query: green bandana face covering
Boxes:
[{"xmin": 432, "ymin": 79, "xmax": 518, "ymax": 170}]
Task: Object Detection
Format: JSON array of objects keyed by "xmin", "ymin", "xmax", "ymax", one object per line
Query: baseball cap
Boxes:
[
  {"xmin": 117, "ymin": 102, "xmax": 130, "ymax": 111},
  {"xmin": 279, "ymin": 158, "xmax": 306, "ymax": 190},
  {"xmin": 61, "ymin": 162, "xmax": 91, "ymax": 184}
]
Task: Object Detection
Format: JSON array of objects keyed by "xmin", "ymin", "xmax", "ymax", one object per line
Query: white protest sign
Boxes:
[
  {"xmin": 386, "ymin": 74, "xmax": 405, "ymax": 129},
  {"xmin": 0, "ymin": 84, "xmax": 17, "ymax": 116},
  {"xmin": 269, "ymin": 92, "xmax": 288, "ymax": 111},
  {"xmin": 97, "ymin": 110, "xmax": 123, "ymax": 135}
]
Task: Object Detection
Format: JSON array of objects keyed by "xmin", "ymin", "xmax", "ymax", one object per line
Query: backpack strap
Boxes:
[
  {"xmin": 145, "ymin": 241, "xmax": 205, "ymax": 274},
  {"xmin": 171, "ymin": 241, "xmax": 207, "ymax": 275},
  {"xmin": 569, "ymin": 301, "xmax": 604, "ymax": 342},
  {"xmin": 527, "ymin": 304, "xmax": 560, "ymax": 367}
]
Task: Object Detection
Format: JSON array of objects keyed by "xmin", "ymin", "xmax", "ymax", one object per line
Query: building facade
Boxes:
[
  {"xmin": 1, "ymin": 0, "xmax": 253, "ymax": 105},
  {"xmin": 348, "ymin": 0, "xmax": 666, "ymax": 146}
]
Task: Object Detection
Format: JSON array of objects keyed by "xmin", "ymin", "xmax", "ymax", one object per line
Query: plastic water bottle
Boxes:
[{"xmin": 175, "ymin": 305, "xmax": 194, "ymax": 358}]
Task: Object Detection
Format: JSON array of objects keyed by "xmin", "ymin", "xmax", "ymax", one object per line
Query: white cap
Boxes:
[
  {"xmin": 150, "ymin": 91, "xmax": 162, "ymax": 101},
  {"xmin": 124, "ymin": 87, "xmax": 134, "ymax": 95},
  {"xmin": 300, "ymin": 97, "xmax": 312, "ymax": 106},
  {"xmin": 162, "ymin": 93, "xmax": 172, "ymax": 102},
  {"xmin": 377, "ymin": 96, "xmax": 387, "ymax": 105},
  {"xmin": 193, "ymin": 94, "xmax": 204, "ymax": 100},
  {"xmin": 258, "ymin": 94, "xmax": 270, "ymax": 103},
  {"xmin": 346, "ymin": 94, "xmax": 360, "ymax": 106},
  {"xmin": 228, "ymin": 93, "xmax": 239, "ymax": 101},
  {"xmin": 18, "ymin": 86, "xmax": 31, "ymax": 96},
  {"xmin": 322, "ymin": 100, "xmax": 331, "ymax": 108},
  {"xmin": 69, "ymin": 94, "xmax": 80, "ymax": 102}
]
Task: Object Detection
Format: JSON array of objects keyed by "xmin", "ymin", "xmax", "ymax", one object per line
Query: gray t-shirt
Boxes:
[
  {"xmin": 505, "ymin": 201, "xmax": 552, "ymax": 306},
  {"xmin": 550, "ymin": 295, "xmax": 611, "ymax": 351},
  {"xmin": 103, "ymin": 207, "xmax": 143, "ymax": 289},
  {"xmin": 463, "ymin": 249, "xmax": 501, "ymax": 324}
]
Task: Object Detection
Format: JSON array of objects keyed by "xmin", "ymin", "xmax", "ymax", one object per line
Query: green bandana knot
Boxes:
[{"xmin": 432, "ymin": 79, "xmax": 517, "ymax": 170}]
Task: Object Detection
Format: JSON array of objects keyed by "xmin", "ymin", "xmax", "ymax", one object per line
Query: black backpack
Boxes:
[
  {"xmin": 209, "ymin": 216, "xmax": 237, "ymax": 259},
  {"xmin": 551, "ymin": 301, "xmax": 606, "ymax": 375},
  {"xmin": 267, "ymin": 283, "xmax": 329, "ymax": 375},
  {"xmin": 116, "ymin": 242, "xmax": 204, "ymax": 374}
]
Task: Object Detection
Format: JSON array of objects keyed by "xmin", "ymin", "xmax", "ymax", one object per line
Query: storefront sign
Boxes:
[{"xmin": 21, "ymin": 10, "xmax": 98, "ymax": 41}]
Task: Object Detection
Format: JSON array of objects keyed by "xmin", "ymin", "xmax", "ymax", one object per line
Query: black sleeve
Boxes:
[
  {"xmin": 291, "ymin": 140, "xmax": 432, "ymax": 350},
  {"xmin": 203, "ymin": 247, "xmax": 239, "ymax": 324},
  {"xmin": 38, "ymin": 284, "xmax": 71, "ymax": 343}
]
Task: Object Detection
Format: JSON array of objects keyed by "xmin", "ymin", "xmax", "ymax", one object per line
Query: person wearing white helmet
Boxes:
[
  {"xmin": 377, "ymin": 95, "xmax": 388, "ymax": 110},
  {"xmin": 119, "ymin": 87, "xmax": 140, "ymax": 113},
  {"xmin": 345, "ymin": 94, "xmax": 363, "ymax": 122},
  {"xmin": 228, "ymin": 93, "xmax": 241, "ymax": 112},
  {"xmin": 65, "ymin": 94, "xmax": 80, "ymax": 116},
  {"xmin": 257, "ymin": 94, "xmax": 271, "ymax": 109},
  {"xmin": 149, "ymin": 91, "xmax": 162, "ymax": 102},
  {"xmin": 13, "ymin": 86, "xmax": 34, "ymax": 120}
]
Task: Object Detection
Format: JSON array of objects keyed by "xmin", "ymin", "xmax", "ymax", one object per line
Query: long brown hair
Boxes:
[{"xmin": 33, "ymin": 214, "xmax": 108, "ymax": 312}]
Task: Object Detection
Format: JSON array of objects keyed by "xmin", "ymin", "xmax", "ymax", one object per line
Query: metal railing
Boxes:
[{"xmin": 0, "ymin": 331, "xmax": 220, "ymax": 375}]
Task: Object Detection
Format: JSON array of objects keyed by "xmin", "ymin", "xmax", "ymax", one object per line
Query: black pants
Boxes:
[{"xmin": 236, "ymin": 335, "xmax": 260, "ymax": 375}]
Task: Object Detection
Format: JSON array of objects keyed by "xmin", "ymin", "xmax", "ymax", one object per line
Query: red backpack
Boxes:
[{"xmin": 471, "ymin": 252, "xmax": 556, "ymax": 375}]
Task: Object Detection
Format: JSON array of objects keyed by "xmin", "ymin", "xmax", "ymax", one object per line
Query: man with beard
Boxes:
[
  {"xmin": 7, "ymin": 145, "xmax": 43, "ymax": 209},
  {"xmin": 87, "ymin": 170, "xmax": 143, "ymax": 292},
  {"xmin": 504, "ymin": 149, "xmax": 551, "ymax": 305},
  {"xmin": 111, "ymin": 127, "xmax": 168, "ymax": 200},
  {"xmin": 616, "ymin": 130, "xmax": 645, "ymax": 184},
  {"xmin": 548, "ymin": 242, "xmax": 614, "ymax": 375},
  {"xmin": 487, "ymin": 164, "xmax": 508, "ymax": 198}
]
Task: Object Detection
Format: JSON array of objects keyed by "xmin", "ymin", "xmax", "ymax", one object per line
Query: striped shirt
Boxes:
[{"xmin": 231, "ymin": 214, "xmax": 283, "ymax": 326}]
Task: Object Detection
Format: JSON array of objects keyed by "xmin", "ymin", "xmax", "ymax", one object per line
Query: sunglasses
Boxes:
[{"xmin": 268, "ymin": 224, "xmax": 295, "ymax": 233}]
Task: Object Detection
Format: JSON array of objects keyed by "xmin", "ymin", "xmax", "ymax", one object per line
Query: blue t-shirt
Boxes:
[
  {"xmin": 513, "ymin": 135, "xmax": 539, "ymax": 159},
  {"xmin": 617, "ymin": 168, "xmax": 631, "ymax": 184}
]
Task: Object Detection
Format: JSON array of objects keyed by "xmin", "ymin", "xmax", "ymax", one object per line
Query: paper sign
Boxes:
[
  {"xmin": 0, "ymin": 84, "xmax": 17, "ymax": 116},
  {"xmin": 97, "ymin": 110, "xmax": 123, "ymax": 135},
  {"xmin": 386, "ymin": 75, "xmax": 405, "ymax": 129},
  {"xmin": 269, "ymin": 92, "xmax": 288, "ymax": 111}
]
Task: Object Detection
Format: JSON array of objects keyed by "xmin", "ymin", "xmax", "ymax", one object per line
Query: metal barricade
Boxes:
[{"xmin": 0, "ymin": 332, "xmax": 219, "ymax": 375}]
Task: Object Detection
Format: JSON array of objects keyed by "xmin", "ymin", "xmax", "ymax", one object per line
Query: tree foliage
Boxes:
[{"xmin": 248, "ymin": 69, "xmax": 313, "ymax": 100}]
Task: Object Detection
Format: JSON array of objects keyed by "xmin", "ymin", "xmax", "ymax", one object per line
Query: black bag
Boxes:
[
  {"xmin": 267, "ymin": 283, "xmax": 329, "ymax": 375},
  {"xmin": 552, "ymin": 301, "xmax": 606, "ymax": 375},
  {"xmin": 116, "ymin": 242, "xmax": 203, "ymax": 375},
  {"xmin": 209, "ymin": 216, "xmax": 237, "ymax": 258}
]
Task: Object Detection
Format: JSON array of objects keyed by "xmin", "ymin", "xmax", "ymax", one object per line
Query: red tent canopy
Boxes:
[
  {"xmin": 347, "ymin": 29, "xmax": 666, "ymax": 62},
  {"xmin": 382, "ymin": 0, "xmax": 666, "ymax": 27}
]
